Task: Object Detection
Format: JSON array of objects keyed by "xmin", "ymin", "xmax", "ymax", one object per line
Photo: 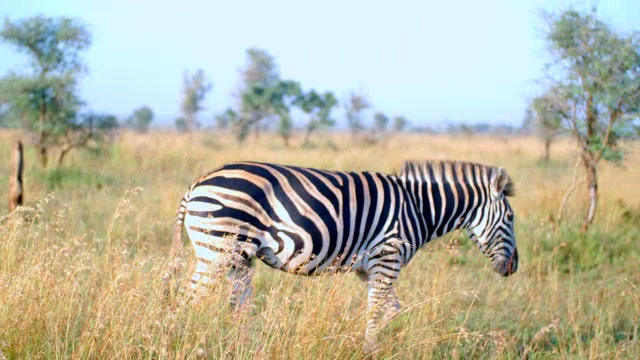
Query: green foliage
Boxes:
[
  {"xmin": 233, "ymin": 47, "xmax": 280, "ymax": 141},
  {"xmin": 530, "ymin": 86, "xmax": 568, "ymax": 161},
  {"xmin": 175, "ymin": 117, "xmax": 188, "ymax": 132},
  {"xmin": 0, "ymin": 16, "xmax": 91, "ymax": 75},
  {"xmin": 536, "ymin": 225, "xmax": 637, "ymax": 274},
  {"xmin": 37, "ymin": 167, "xmax": 117, "ymax": 190},
  {"xmin": 180, "ymin": 69, "xmax": 211, "ymax": 132},
  {"xmin": 217, "ymin": 108, "xmax": 252, "ymax": 143},
  {"xmin": 540, "ymin": 7, "xmax": 640, "ymax": 228},
  {"xmin": 345, "ymin": 91, "xmax": 371, "ymax": 135},
  {"xmin": 241, "ymin": 47, "xmax": 279, "ymax": 88},
  {"xmin": 55, "ymin": 112, "xmax": 119, "ymax": 165},
  {"xmin": 0, "ymin": 15, "xmax": 93, "ymax": 167},
  {"xmin": 232, "ymin": 47, "xmax": 339, "ymax": 146},
  {"xmin": 126, "ymin": 105, "xmax": 153, "ymax": 133},
  {"xmin": 270, "ymin": 80, "xmax": 302, "ymax": 146},
  {"xmin": 0, "ymin": 73, "xmax": 81, "ymax": 135},
  {"xmin": 392, "ymin": 116, "xmax": 408, "ymax": 133},
  {"xmin": 531, "ymin": 88, "xmax": 566, "ymax": 138},
  {"xmin": 542, "ymin": 8, "xmax": 639, "ymax": 162},
  {"xmin": 521, "ymin": 106, "xmax": 534, "ymax": 133},
  {"xmin": 214, "ymin": 108, "xmax": 236, "ymax": 130},
  {"xmin": 374, "ymin": 112, "xmax": 389, "ymax": 133},
  {"xmin": 297, "ymin": 89, "xmax": 338, "ymax": 145}
]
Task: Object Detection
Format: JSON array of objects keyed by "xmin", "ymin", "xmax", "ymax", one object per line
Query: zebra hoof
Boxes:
[{"xmin": 363, "ymin": 338, "xmax": 377, "ymax": 354}]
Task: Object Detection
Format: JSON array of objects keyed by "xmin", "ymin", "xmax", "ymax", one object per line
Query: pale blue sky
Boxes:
[{"xmin": 1, "ymin": 0, "xmax": 638, "ymax": 128}]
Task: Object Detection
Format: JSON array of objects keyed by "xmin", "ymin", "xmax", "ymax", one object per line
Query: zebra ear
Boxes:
[{"xmin": 490, "ymin": 167, "xmax": 511, "ymax": 200}]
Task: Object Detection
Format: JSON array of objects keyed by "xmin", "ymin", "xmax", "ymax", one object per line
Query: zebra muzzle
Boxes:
[{"xmin": 493, "ymin": 250, "xmax": 518, "ymax": 277}]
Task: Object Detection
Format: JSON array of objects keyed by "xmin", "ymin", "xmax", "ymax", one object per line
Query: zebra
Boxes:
[{"xmin": 166, "ymin": 160, "xmax": 517, "ymax": 351}]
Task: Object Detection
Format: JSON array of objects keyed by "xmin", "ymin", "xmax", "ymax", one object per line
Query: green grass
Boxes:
[{"xmin": 0, "ymin": 131, "xmax": 638, "ymax": 358}]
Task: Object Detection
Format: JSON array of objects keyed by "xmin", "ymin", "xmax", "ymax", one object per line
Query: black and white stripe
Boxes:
[{"xmin": 169, "ymin": 160, "xmax": 517, "ymax": 350}]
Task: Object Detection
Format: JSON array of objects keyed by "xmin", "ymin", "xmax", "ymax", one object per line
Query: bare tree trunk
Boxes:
[
  {"xmin": 543, "ymin": 137, "xmax": 551, "ymax": 163},
  {"xmin": 581, "ymin": 153, "xmax": 597, "ymax": 232},
  {"xmin": 58, "ymin": 146, "xmax": 71, "ymax": 166},
  {"xmin": 254, "ymin": 121, "xmax": 261, "ymax": 141},
  {"xmin": 303, "ymin": 126, "xmax": 313, "ymax": 147},
  {"xmin": 581, "ymin": 92, "xmax": 598, "ymax": 232},
  {"xmin": 9, "ymin": 140, "xmax": 24, "ymax": 212},
  {"xmin": 38, "ymin": 146, "xmax": 48, "ymax": 168}
]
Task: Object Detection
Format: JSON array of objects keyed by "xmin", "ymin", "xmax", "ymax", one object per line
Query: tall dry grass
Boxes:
[{"xmin": 0, "ymin": 130, "xmax": 638, "ymax": 359}]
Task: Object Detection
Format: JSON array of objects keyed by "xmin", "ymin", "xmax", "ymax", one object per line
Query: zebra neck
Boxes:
[{"xmin": 409, "ymin": 178, "xmax": 473, "ymax": 243}]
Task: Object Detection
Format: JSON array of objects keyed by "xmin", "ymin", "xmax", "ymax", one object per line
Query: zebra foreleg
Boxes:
[
  {"xmin": 355, "ymin": 272, "xmax": 402, "ymax": 325},
  {"xmin": 381, "ymin": 287, "xmax": 402, "ymax": 324},
  {"xmin": 362, "ymin": 246, "xmax": 403, "ymax": 353}
]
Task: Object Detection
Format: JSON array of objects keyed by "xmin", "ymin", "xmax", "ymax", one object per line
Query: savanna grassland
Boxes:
[{"xmin": 0, "ymin": 130, "xmax": 638, "ymax": 359}]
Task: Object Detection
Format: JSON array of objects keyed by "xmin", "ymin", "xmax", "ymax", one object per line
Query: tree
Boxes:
[
  {"xmin": 345, "ymin": 91, "xmax": 371, "ymax": 136},
  {"xmin": 215, "ymin": 107, "xmax": 236, "ymax": 130},
  {"xmin": 238, "ymin": 47, "xmax": 280, "ymax": 139},
  {"xmin": 180, "ymin": 69, "xmax": 211, "ymax": 132},
  {"xmin": 175, "ymin": 117, "xmax": 188, "ymax": 132},
  {"xmin": 541, "ymin": 8, "xmax": 640, "ymax": 231},
  {"xmin": 270, "ymin": 80, "xmax": 302, "ymax": 147},
  {"xmin": 126, "ymin": 105, "xmax": 154, "ymax": 133},
  {"xmin": 530, "ymin": 87, "xmax": 566, "ymax": 163},
  {"xmin": 392, "ymin": 116, "xmax": 408, "ymax": 133},
  {"xmin": 57, "ymin": 112, "xmax": 118, "ymax": 165},
  {"xmin": 374, "ymin": 112, "xmax": 389, "ymax": 133},
  {"xmin": 297, "ymin": 90, "xmax": 338, "ymax": 146},
  {"xmin": 241, "ymin": 47, "xmax": 279, "ymax": 88},
  {"xmin": 521, "ymin": 106, "xmax": 535, "ymax": 134},
  {"xmin": 238, "ymin": 84, "xmax": 272, "ymax": 142},
  {"xmin": 370, "ymin": 111, "xmax": 390, "ymax": 145},
  {"xmin": 0, "ymin": 15, "xmax": 91, "ymax": 167}
]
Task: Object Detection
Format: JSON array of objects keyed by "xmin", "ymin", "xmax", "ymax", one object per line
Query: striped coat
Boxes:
[{"xmin": 167, "ymin": 160, "xmax": 517, "ymax": 350}]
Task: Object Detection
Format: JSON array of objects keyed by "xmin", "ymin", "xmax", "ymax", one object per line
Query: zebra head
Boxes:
[{"xmin": 465, "ymin": 167, "xmax": 517, "ymax": 276}]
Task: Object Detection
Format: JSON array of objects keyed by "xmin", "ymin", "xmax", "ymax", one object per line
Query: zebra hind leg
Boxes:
[
  {"xmin": 187, "ymin": 237, "xmax": 258, "ymax": 310},
  {"xmin": 228, "ymin": 256, "xmax": 254, "ymax": 310}
]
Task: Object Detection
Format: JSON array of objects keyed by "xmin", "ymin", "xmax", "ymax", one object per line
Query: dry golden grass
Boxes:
[{"xmin": 0, "ymin": 129, "xmax": 638, "ymax": 359}]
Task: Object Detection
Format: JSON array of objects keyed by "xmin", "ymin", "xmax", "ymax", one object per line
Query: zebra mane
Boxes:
[{"xmin": 398, "ymin": 160, "xmax": 515, "ymax": 197}]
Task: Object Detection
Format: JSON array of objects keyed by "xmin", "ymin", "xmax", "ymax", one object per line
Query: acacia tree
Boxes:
[
  {"xmin": 126, "ymin": 105, "xmax": 154, "ymax": 133},
  {"xmin": 0, "ymin": 15, "xmax": 91, "ymax": 167},
  {"xmin": 57, "ymin": 112, "xmax": 118, "ymax": 165},
  {"xmin": 345, "ymin": 91, "xmax": 371, "ymax": 136},
  {"xmin": 541, "ymin": 8, "xmax": 639, "ymax": 231},
  {"xmin": 270, "ymin": 80, "xmax": 302, "ymax": 147},
  {"xmin": 392, "ymin": 116, "xmax": 408, "ymax": 133},
  {"xmin": 297, "ymin": 89, "xmax": 337, "ymax": 146},
  {"xmin": 237, "ymin": 47, "xmax": 280, "ymax": 139},
  {"xmin": 236, "ymin": 84, "xmax": 272, "ymax": 143},
  {"xmin": 374, "ymin": 112, "xmax": 389, "ymax": 133},
  {"xmin": 178, "ymin": 69, "xmax": 211, "ymax": 132},
  {"xmin": 530, "ymin": 87, "xmax": 566, "ymax": 163}
]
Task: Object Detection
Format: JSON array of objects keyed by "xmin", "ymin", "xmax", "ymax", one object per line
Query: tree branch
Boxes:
[
  {"xmin": 594, "ymin": 100, "xmax": 621, "ymax": 163},
  {"xmin": 568, "ymin": 102, "xmax": 589, "ymax": 153},
  {"xmin": 557, "ymin": 155, "xmax": 585, "ymax": 224}
]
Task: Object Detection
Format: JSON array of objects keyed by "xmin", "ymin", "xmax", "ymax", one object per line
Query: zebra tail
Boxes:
[{"xmin": 163, "ymin": 191, "xmax": 189, "ymax": 304}]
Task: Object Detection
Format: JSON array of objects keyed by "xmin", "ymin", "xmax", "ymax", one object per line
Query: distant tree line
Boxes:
[{"xmin": 172, "ymin": 47, "xmax": 410, "ymax": 147}]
